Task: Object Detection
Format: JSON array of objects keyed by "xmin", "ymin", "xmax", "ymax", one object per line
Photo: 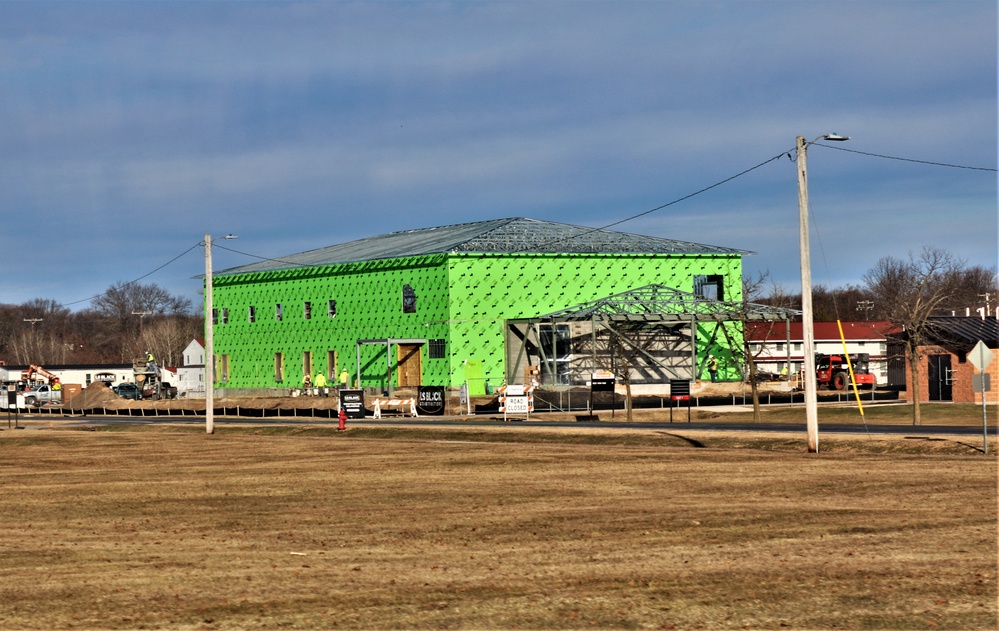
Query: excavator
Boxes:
[{"xmin": 21, "ymin": 364, "xmax": 61, "ymax": 387}]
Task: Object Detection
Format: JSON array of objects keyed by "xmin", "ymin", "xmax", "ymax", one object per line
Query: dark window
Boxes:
[
  {"xmin": 276, "ymin": 304, "xmax": 283, "ymax": 321},
  {"xmin": 328, "ymin": 300, "xmax": 337, "ymax": 318},
  {"xmin": 304, "ymin": 301, "xmax": 312, "ymax": 320},
  {"xmin": 402, "ymin": 284, "xmax": 417, "ymax": 313},
  {"xmin": 694, "ymin": 275, "xmax": 725, "ymax": 301},
  {"xmin": 429, "ymin": 339, "xmax": 446, "ymax": 359},
  {"xmin": 248, "ymin": 306, "xmax": 256, "ymax": 323}
]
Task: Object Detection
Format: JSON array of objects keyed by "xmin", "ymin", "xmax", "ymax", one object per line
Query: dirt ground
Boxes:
[{"xmin": 0, "ymin": 426, "xmax": 995, "ymax": 630}]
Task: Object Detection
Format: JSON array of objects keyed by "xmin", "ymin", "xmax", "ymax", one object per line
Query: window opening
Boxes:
[
  {"xmin": 327, "ymin": 350, "xmax": 337, "ymax": 377},
  {"xmin": 303, "ymin": 351, "xmax": 312, "ymax": 379},
  {"xmin": 402, "ymin": 284, "xmax": 417, "ymax": 313},
  {"xmin": 328, "ymin": 300, "xmax": 337, "ymax": 318},
  {"xmin": 276, "ymin": 304, "xmax": 283, "ymax": 321},
  {"xmin": 274, "ymin": 352, "xmax": 284, "ymax": 382},
  {"xmin": 248, "ymin": 305, "xmax": 256, "ymax": 323},
  {"xmin": 304, "ymin": 301, "xmax": 312, "ymax": 320},
  {"xmin": 429, "ymin": 339, "xmax": 446, "ymax": 359},
  {"xmin": 693, "ymin": 275, "xmax": 725, "ymax": 301}
]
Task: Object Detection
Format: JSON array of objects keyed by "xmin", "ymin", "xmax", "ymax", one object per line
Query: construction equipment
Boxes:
[
  {"xmin": 816, "ymin": 353, "xmax": 876, "ymax": 390},
  {"xmin": 132, "ymin": 357, "xmax": 178, "ymax": 400},
  {"xmin": 21, "ymin": 364, "xmax": 61, "ymax": 386}
]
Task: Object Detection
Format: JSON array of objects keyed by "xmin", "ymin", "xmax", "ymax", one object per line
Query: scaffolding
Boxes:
[{"xmin": 505, "ymin": 284, "xmax": 799, "ymax": 387}]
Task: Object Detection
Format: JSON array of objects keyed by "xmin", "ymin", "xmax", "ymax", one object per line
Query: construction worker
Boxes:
[
  {"xmin": 314, "ymin": 371, "xmax": 328, "ymax": 396},
  {"xmin": 146, "ymin": 351, "xmax": 159, "ymax": 376},
  {"xmin": 302, "ymin": 374, "xmax": 312, "ymax": 395},
  {"xmin": 707, "ymin": 355, "xmax": 719, "ymax": 383},
  {"xmin": 338, "ymin": 369, "xmax": 350, "ymax": 389}
]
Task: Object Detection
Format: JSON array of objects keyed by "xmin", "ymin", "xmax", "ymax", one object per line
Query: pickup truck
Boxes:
[{"xmin": 22, "ymin": 384, "xmax": 62, "ymax": 407}]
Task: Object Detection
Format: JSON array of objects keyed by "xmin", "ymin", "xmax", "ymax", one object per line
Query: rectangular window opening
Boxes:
[
  {"xmin": 304, "ymin": 301, "xmax": 312, "ymax": 320},
  {"xmin": 429, "ymin": 339, "xmax": 446, "ymax": 359},
  {"xmin": 693, "ymin": 275, "xmax": 725, "ymax": 301},
  {"xmin": 402, "ymin": 284, "xmax": 417, "ymax": 313},
  {"xmin": 274, "ymin": 352, "xmax": 284, "ymax": 382}
]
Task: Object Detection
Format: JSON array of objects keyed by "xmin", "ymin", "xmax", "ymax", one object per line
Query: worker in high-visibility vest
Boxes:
[{"xmin": 314, "ymin": 371, "xmax": 328, "ymax": 396}]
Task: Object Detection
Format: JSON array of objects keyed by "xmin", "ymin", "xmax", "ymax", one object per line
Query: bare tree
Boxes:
[
  {"xmin": 140, "ymin": 316, "xmax": 201, "ymax": 368},
  {"xmin": 719, "ymin": 271, "xmax": 792, "ymax": 422},
  {"xmin": 90, "ymin": 282, "xmax": 194, "ymax": 361},
  {"xmin": 864, "ymin": 247, "xmax": 963, "ymax": 425}
]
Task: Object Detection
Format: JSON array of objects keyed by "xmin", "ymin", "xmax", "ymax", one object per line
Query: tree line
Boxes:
[
  {"xmin": 0, "ymin": 281, "xmax": 202, "ymax": 368},
  {"xmin": 1, "ymin": 246, "xmax": 995, "ymax": 384}
]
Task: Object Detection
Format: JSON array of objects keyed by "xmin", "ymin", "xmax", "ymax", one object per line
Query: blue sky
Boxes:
[{"xmin": 1, "ymin": 1, "xmax": 995, "ymax": 311}]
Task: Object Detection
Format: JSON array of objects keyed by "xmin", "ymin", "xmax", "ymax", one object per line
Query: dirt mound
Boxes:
[{"xmin": 65, "ymin": 381, "xmax": 123, "ymax": 410}]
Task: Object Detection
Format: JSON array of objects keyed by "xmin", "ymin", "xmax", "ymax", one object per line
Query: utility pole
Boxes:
[
  {"xmin": 204, "ymin": 234, "xmax": 237, "ymax": 434},
  {"xmin": 205, "ymin": 234, "xmax": 215, "ymax": 434},
  {"xmin": 797, "ymin": 133, "xmax": 850, "ymax": 454},
  {"xmin": 978, "ymin": 293, "xmax": 993, "ymax": 317},
  {"xmin": 132, "ymin": 311, "xmax": 152, "ymax": 352}
]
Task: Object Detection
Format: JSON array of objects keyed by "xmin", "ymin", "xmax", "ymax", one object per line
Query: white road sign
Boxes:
[{"xmin": 968, "ymin": 340, "xmax": 993, "ymax": 372}]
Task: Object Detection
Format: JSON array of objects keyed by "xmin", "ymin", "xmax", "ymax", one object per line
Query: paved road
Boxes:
[{"xmin": 7, "ymin": 412, "xmax": 993, "ymax": 438}]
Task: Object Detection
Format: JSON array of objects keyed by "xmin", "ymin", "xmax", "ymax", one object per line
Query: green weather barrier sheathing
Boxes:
[{"xmin": 207, "ymin": 251, "xmax": 743, "ymax": 389}]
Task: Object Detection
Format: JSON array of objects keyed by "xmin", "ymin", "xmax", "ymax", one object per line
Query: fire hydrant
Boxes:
[{"xmin": 338, "ymin": 407, "xmax": 347, "ymax": 431}]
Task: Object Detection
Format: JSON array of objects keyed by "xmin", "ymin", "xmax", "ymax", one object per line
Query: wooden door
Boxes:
[{"xmin": 397, "ymin": 344, "xmax": 422, "ymax": 387}]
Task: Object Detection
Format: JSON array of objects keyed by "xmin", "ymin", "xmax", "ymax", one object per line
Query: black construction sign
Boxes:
[
  {"xmin": 669, "ymin": 379, "xmax": 692, "ymax": 423},
  {"xmin": 670, "ymin": 379, "xmax": 691, "ymax": 400},
  {"xmin": 339, "ymin": 389, "xmax": 365, "ymax": 419},
  {"xmin": 590, "ymin": 373, "xmax": 616, "ymax": 392},
  {"xmin": 417, "ymin": 386, "xmax": 446, "ymax": 415}
]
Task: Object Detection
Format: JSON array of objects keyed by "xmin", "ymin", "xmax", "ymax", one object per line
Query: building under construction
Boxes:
[{"xmin": 206, "ymin": 217, "xmax": 793, "ymax": 394}]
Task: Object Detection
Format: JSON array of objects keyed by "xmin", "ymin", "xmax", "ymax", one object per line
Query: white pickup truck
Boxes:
[{"xmin": 22, "ymin": 384, "xmax": 62, "ymax": 407}]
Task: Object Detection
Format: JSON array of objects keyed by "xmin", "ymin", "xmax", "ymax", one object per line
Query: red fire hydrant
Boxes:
[{"xmin": 338, "ymin": 407, "xmax": 347, "ymax": 431}]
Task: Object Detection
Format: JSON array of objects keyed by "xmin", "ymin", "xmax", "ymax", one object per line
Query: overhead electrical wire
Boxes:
[
  {"xmin": 514, "ymin": 150, "xmax": 791, "ymax": 252},
  {"xmin": 49, "ymin": 140, "xmax": 996, "ymax": 311},
  {"xmin": 815, "ymin": 142, "xmax": 997, "ymax": 171},
  {"xmin": 59, "ymin": 243, "xmax": 204, "ymax": 309}
]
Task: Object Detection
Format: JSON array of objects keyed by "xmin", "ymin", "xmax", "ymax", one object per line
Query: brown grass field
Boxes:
[{"xmin": 0, "ymin": 407, "xmax": 996, "ymax": 630}]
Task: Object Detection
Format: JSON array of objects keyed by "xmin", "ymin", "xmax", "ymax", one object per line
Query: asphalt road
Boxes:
[{"xmin": 6, "ymin": 411, "xmax": 994, "ymax": 438}]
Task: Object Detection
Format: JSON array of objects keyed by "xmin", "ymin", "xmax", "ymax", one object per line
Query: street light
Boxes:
[
  {"xmin": 797, "ymin": 133, "xmax": 850, "ymax": 453},
  {"xmin": 204, "ymin": 233, "xmax": 237, "ymax": 434}
]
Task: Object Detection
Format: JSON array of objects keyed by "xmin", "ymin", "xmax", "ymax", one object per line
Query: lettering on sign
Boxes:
[{"xmin": 417, "ymin": 386, "xmax": 446, "ymax": 415}]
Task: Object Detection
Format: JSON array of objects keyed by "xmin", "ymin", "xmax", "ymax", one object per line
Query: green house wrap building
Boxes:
[{"xmin": 207, "ymin": 218, "xmax": 747, "ymax": 394}]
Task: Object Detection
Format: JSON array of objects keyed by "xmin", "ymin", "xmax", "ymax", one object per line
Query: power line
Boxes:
[
  {"xmin": 815, "ymin": 142, "xmax": 997, "ymax": 172},
  {"xmin": 55, "ymin": 139, "xmax": 993, "ymax": 309},
  {"xmin": 514, "ymin": 150, "xmax": 790, "ymax": 251},
  {"xmin": 59, "ymin": 243, "xmax": 204, "ymax": 309}
]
